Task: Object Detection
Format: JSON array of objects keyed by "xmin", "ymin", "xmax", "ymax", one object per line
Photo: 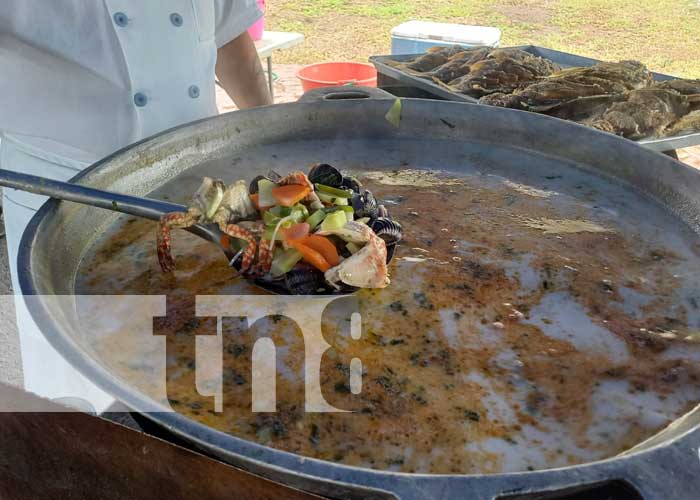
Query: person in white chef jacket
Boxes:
[{"xmin": 0, "ymin": 1, "xmax": 272, "ymax": 413}]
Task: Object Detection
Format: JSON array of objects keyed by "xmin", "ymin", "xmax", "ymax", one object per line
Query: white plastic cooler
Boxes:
[{"xmin": 391, "ymin": 21, "xmax": 501, "ymax": 55}]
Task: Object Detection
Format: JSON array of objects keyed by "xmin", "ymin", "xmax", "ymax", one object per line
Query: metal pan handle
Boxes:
[{"xmin": 297, "ymin": 85, "xmax": 395, "ymax": 103}]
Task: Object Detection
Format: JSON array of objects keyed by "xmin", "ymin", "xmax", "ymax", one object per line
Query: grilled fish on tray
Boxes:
[
  {"xmin": 403, "ymin": 48, "xmax": 560, "ymax": 97},
  {"xmin": 480, "ymin": 78, "xmax": 620, "ymax": 112},
  {"xmin": 588, "ymin": 89, "xmax": 690, "ymax": 139},
  {"xmin": 442, "ymin": 53, "xmax": 559, "ymax": 96},
  {"xmin": 392, "ymin": 47, "xmax": 700, "ymax": 140}
]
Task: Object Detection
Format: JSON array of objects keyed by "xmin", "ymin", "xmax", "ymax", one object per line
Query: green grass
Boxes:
[{"xmin": 266, "ymin": 0, "xmax": 700, "ymax": 77}]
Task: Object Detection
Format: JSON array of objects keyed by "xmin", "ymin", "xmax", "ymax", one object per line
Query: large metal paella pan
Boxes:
[{"xmin": 17, "ymin": 87, "xmax": 700, "ymax": 499}]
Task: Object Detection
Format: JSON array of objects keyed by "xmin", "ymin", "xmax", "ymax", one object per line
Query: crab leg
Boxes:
[
  {"xmin": 255, "ymin": 238, "xmax": 274, "ymax": 276},
  {"xmin": 223, "ymin": 224, "xmax": 257, "ymax": 273},
  {"xmin": 157, "ymin": 211, "xmax": 198, "ymax": 273}
]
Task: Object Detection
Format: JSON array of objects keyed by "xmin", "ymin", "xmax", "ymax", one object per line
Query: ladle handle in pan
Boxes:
[{"xmin": 0, "ymin": 168, "xmax": 185, "ymax": 221}]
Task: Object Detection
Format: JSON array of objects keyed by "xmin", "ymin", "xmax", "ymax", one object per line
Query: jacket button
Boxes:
[
  {"xmin": 113, "ymin": 12, "xmax": 129, "ymax": 27},
  {"xmin": 170, "ymin": 13, "xmax": 183, "ymax": 27},
  {"xmin": 133, "ymin": 93, "xmax": 148, "ymax": 107},
  {"xmin": 188, "ymin": 85, "xmax": 200, "ymax": 98}
]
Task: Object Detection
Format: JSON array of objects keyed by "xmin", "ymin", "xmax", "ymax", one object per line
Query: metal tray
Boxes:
[{"xmin": 370, "ymin": 45, "xmax": 700, "ymax": 152}]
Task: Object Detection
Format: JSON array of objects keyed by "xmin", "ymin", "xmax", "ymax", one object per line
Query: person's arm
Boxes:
[{"xmin": 216, "ymin": 31, "xmax": 272, "ymax": 109}]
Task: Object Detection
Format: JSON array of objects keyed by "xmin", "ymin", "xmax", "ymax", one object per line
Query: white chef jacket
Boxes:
[
  {"xmin": 0, "ymin": 0, "xmax": 261, "ymax": 413},
  {"xmin": 0, "ymin": 0, "xmax": 261, "ymax": 160}
]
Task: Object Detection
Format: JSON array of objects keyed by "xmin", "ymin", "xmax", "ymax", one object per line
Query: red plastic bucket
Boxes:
[{"xmin": 297, "ymin": 62, "xmax": 377, "ymax": 91}]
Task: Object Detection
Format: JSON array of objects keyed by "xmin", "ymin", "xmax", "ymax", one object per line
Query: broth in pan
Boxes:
[{"xmin": 76, "ymin": 165, "xmax": 700, "ymax": 474}]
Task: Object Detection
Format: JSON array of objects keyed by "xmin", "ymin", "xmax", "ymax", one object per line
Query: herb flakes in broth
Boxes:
[{"xmin": 519, "ymin": 217, "xmax": 614, "ymax": 235}]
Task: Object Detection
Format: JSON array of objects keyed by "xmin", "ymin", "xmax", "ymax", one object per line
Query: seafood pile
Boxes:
[
  {"xmin": 156, "ymin": 164, "xmax": 402, "ymax": 294},
  {"xmin": 393, "ymin": 46, "xmax": 700, "ymax": 139},
  {"xmin": 395, "ymin": 46, "xmax": 561, "ymax": 96}
]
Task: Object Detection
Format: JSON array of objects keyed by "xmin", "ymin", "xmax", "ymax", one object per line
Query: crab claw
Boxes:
[
  {"xmin": 316, "ymin": 221, "xmax": 373, "ymax": 244},
  {"xmin": 157, "ymin": 211, "xmax": 197, "ymax": 273},
  {"xmin": 320, "ymin": 222, "xmax": 390, "ymax": 289},
  {"xmin": 224, "ymin": 224, "xmax": 258, "ymax": 274},
  {"xmin": 257, "ymin": 238, "xmax": 274, "ymax": 275}
]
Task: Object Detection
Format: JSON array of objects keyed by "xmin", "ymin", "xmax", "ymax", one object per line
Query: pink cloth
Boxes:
[{"xmin": 247, "ymin": 0, "xmax": 265, "ymax": 40}]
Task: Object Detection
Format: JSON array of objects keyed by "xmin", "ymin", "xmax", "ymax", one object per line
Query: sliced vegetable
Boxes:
[
  {"xmin": 326, "ymin": 205, "xmax": 354, "ymax": 221},
  {"xmin": 332, "ymin": 205, "xmax": 355, "ymax": 222},
  {"xmin": 220, "ymin": 234, "xmax": 231, "ymax": 249},
  {"xmin": 306, "ymin": 209, "xmax": 327, "ymax": 230},
  {"xmin": 323, "ymin": 207, "xmax": 353, "ymax": 223},
  {"xmin": 356, "ymin": 217, "xmax": 371, "ymax": 225},
  {"xmin": 289, "ymin": 208, "xmax": 301, "ymax": 221},
  {"xmin": 264, "ymin": 226, "xmax": 286, "ymax": 241},
  {"xmin": 272, "ymin": 184, "xmax": 311, "ymax": 207},
  {"xmin": 346, "ymin": 242, "xmax": 361, "ymax": 254},
  {"xmin": 292, "ymin": 203, "xmax": 310, "ymax": 219},
  {"xmin": 317, "ymin": 191, "xmax": 349, "ymax": 205},
  {"xmin": 292, "ymin": 241, "xmax": 331, "ymax": 272},
  {"xmin": 257, "ymin": 179, "xmax": 276, "ymax": 207},
  {"xmin": 268, "ymin": 206, "xmax": 288, "ymax": 218},
  {"xmin": 317, "ymin": 192, "xmax": 335, "ymax": 204},
  {"xmin": 249, "ymin": 193, "xmax": 260, "ymax": 210},
  {"xmin": 270, "ymin": 248, "xmax": 303, "ymax": 277},
  {"xmin": 325, "ymin": 205, "xmax": 354, "ymax": 213},
  {"xmin": 304, "ymin": 235, "xmax": 340, "ymax": 266},
  {"xmin": 385, "ymin": 98, "xmax": 402, "ymax": 128},
  {"xmin": 321, "ymin": 211, "xmax": 347, "ymax": 232},
  {"xmin": 263, "ymin": 210, "xmax": 280, "ymax": 226},
  {"xmin": 268, "ymin": 214, "xmax": 296, "ymax": 248},
  {"xmin": 315, "ymin": 184, "xmax": 352, "ymax": 198},
  {"xmin": 282, "ymin": 222, "xmax": 310, "ymax": 243}
]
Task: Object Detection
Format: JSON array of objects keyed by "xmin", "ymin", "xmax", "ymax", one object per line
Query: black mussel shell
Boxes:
[
  {"xmin": 249, "ymin": 175, "xmax": 267, "ymax": 194},
  {"xmin": 284, "ymin": 265, "xmax": 325, "ymax": 295},
  {"xmin": 308, "ymin": 163, "xmax": 343, "ymax": 187},
  {"xmin": 341, "ymin": 176, "xmax": 362, "ymax": 193},
  {"xmin": 386, "ymin": 243, "xmax": 397, "ymax": 263},
  {"xmin": 370, "ymin": 217, "xmax": 403, "ymax": 245},
  {"xmin": 351, "ymin": 190, "xmax": 379, "ymax": 219}
]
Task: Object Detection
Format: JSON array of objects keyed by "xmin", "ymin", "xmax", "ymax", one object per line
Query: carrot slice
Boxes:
[
  {"xmin": 282, "ymin": 223, "xmax": 310, "ymax": 243},
  {"xmin": 249, "ymin": 193, "xmax": 260, "ymax": 210},
  {"xmin": 304, "ymin": 235, "xmax": 340, "ymax": 267},
  {"xmin": 271, "ymin": 184, "xmax": 311, "ymax": 207},
  {"xmin": 250, "ymin": 193, "xmax": 274, "ymax": 211},
  {"xmin": 292, "ymin": 241, "xmax": 331, "ymax": 272},
  {"xmin": 220, "ymin": 234, "xmax": 231, "ymax": 249}
]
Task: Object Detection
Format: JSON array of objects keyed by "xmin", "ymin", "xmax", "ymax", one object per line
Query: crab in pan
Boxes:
[
  {"xmin": 317, "ymin": 221, "xmax": 391, "ymax": 289},
  {"xmin": 156, "ymin": 177, "xmax": 266, "ymax": 275},
  {"xmin": 157, "ymin": 171, "xmax": 319, "ymax": 276}
]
